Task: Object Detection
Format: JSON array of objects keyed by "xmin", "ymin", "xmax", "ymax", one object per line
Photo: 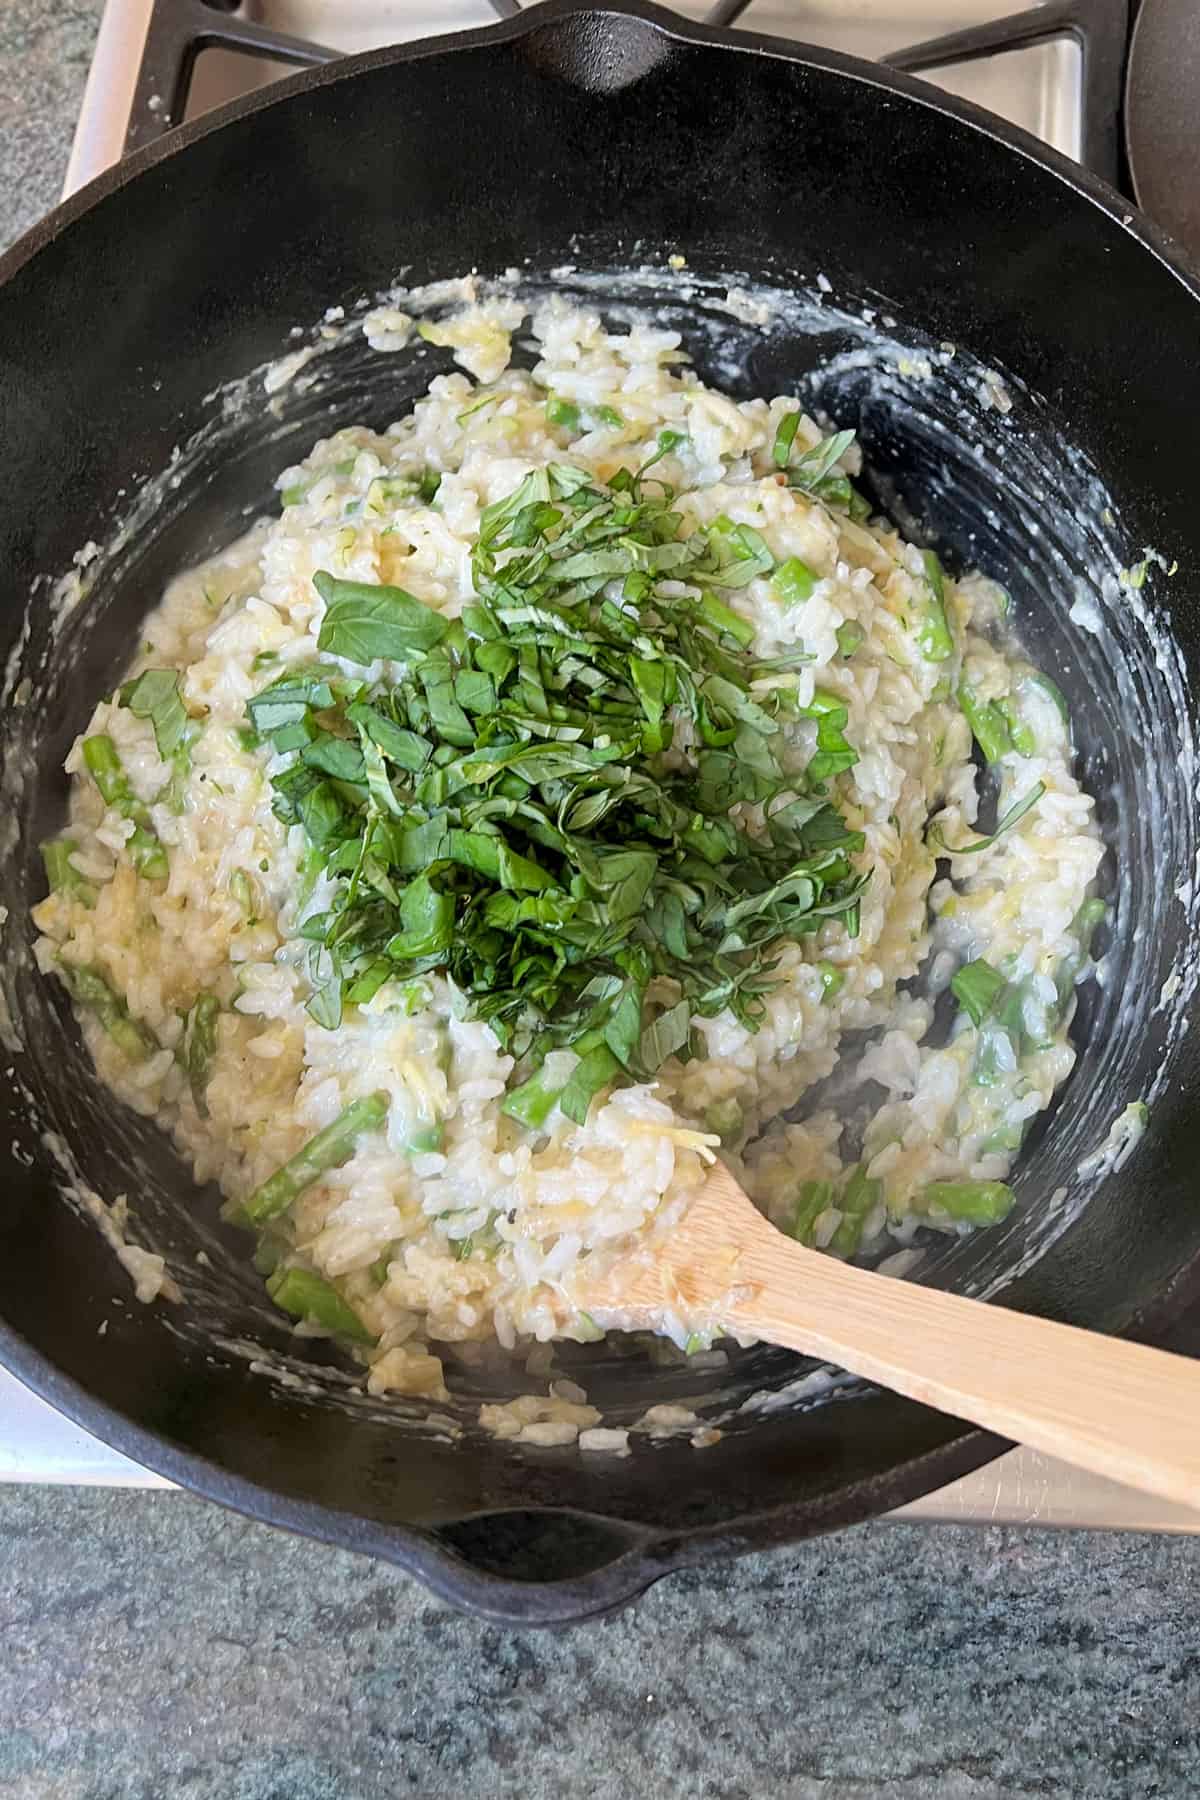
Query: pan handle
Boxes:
[
  {"xmin": 380, "ymin": 1510, "xmax": 692, "ymax": 1626},
  {"xmin": 882, "ymin": 0, "xmax": 1131, "ymax": 188},
  {"xmin": 125, "ymin": 0, "xmax": 338, "ymax": 157}
]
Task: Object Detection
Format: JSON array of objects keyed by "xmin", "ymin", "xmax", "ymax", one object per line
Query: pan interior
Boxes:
[{"xmin": 3, "ymin": 259, "xmax": 1194, "ymax": 1455}]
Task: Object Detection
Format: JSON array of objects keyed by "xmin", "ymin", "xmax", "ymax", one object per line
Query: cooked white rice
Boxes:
[{"xmin": 33, "ymin": 298, "xmax": 1103, "ymax": 1395}]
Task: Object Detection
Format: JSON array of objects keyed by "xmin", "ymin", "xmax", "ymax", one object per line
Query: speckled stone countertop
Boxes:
[{"xmin": 3, "ymin": 8, "xmax": 1200, "ymax": 1797}]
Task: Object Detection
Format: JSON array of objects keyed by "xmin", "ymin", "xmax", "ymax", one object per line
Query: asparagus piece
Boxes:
[
  {"xmin": 266, "ymin": 1266, "xmax": 375, "ymax": 1344},
  {"xmin": 916, "ymin": 550, "xmax": 954, "ymax": 662},
  {"xmin": 917, "ymin": 1179, "xmax": 1015, "ymax": 1225},
  {"xmin": 182, "ymin": 993, "xmax": 220, "ymax": 1117},
  {"xmin": 771, "ymin": 557, "xmax": 817, "ymax": 608},
  {"xmin": 41, "ymin": 838, "xmax": 96, "ymax": 908},
  {"xmin": 789, "ymin": 1179, "xmax": 836, "ymax": 1245},
  {"xmin": 58, "ymin": 962, "xmax": 158, "ymax": 1062},
  {"xmin": 957, "ymin": 684, "xmax": 1013, "ymax": 765},
  {"xmin": 831, "ymin": 1164, "xmax": 882, "ymax": 1258},
  {"xmin": 245, "ymin": 1091, "xmax": 389, "ymax": 1223},
  {"xmin": 1054, "ymin": 897, "xmax": 1107, "ymax": 1014},
  {"xmin": 501, "ymin": 1064, "xmax": 562, "ymax": 1129},
  {"xmin": 703, "ymin": 1097, "xmax": 744, "ymax": 1146},
  {"xmin": 82, "ymin": 735, "xmax": 168, "ymax": 879}
]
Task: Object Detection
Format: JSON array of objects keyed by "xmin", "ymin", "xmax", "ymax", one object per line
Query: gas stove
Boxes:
[{"xmin": 7, "ymin": 0, "xmax": 1197, "ymax": 1533}]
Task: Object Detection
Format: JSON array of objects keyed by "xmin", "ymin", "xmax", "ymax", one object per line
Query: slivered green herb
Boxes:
[
  {"xmin": 41, "ymin": 838, "xmax": 96, "ymax": 908},
  {"xmin": 835, "ymin": 621, "xmax": 865, "ymax": 659},
  {"xmin": 930, "ymin": 782, "xmax": 1045, "ymax": 856},
  {"xmin": 267, "ymin": 1266, "xmax": 375, "ymax": 1343},
  {"xmin": 315, "ymin": 572, "xmax": 450, "ymax": 663},
  {"xmin": 249, "ymin": 458, "xmax": 870, "ymax": 1119},
  {"xmin": 776, "ymin": 423, "xmax": 856, "ymax": 504},
  {"xmin": 182, "ymin": 992, "xmax": 220, "ymax": 1116},
  {"xmin": 816, "ymin": 960, "xmax": 844, "ymax": 1004},
  {"xmin": 800, "ymin": 690, "xmax": 859, "ymax": 788},
  {"xmin": 57, "ymin": 962, "xmax": 158, "ymax": 1063},
  {"xmin": 81, "ymin": 736, "xmax": 168, "ymax": 879},
  {"xmin": 119, "ymin": 669, "xmax": 189, "ymax": 760},
  {"xmin": 772, "ymin": 409, "xmax": 802, "ymax": 469},
  {"xmin": 244, "ymin": 1091, "xmax": 389, "ymax": 1224},
  {"xmin": 950, "ymin": 958, "xmax": 1007, "ymax": 1027},
  {"xmin": 917, "ymin": 1179, "xmax": 1014, "ymax": 1225}
]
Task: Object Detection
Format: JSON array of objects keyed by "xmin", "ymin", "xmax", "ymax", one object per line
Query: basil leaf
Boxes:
[
  {"xmin": 786, "ymin": 428, "xmax": 856, "ymax": 495},
  {"xmin": 639, "ymin": 999, "xmax": 691, "ymax": 1072},
  {"xmin": 314, "ymin": 571, "xmax": 449, "ymax": 664},
  {"xmin": 931, "ymin": 782, "xmax": 1046, "ymax": 856},
  {"xmin": 558, "ymin": 1045, "xmax": 620, "ymax": 1125},
  {"xmin": 119, "ymin": 669, "xmax": 189, "ymax": 760},
  {"xmin": 951, "ymin": 958, "xmax": 1007, "ymax": 1027}
]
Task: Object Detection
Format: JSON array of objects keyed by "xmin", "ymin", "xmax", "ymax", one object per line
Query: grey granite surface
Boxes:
[
  {"xmin": 0, "ymin": 0, "xmax": 103, "ymax": 252},
  {"xmin": 2, "ymin": 7, "xmax": 1200, "ymax": 1797},
  {"xmin": 2, "ymin": 1484, "xmax": 1200, "ymax": 1800}
]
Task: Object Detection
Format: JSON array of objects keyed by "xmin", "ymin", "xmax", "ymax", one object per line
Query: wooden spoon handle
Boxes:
[{"xmin": 588, "ymin": 1167, "xmax": 1200, "ymax": 1509}]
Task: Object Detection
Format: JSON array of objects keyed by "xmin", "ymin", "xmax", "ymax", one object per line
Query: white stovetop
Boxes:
[{"xmin": 21, "ymin": 0, "xmax": 1196, "ymax": 1531}]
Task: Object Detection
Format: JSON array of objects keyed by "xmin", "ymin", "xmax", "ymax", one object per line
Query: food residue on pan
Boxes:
[{"xmin": 32, "ymin": 298, "xmax": 1108, "ymax": 1410}]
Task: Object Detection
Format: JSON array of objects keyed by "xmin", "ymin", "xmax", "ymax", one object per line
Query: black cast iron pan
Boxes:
[{"xmin": 1, "ymin": 0, "xmax": 1199, "ymax": 1625}]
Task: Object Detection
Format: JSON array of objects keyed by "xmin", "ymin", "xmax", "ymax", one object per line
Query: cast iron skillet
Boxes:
[{"xmin": 0, "ymin": 0, "xmax": 1198, "ymax": 1626}]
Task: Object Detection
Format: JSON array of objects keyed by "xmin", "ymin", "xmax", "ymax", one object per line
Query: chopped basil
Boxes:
[
  {"xmin": 950, "ymin": 958, "xmax": 1007, "ymax": 1027},
  {"xmin": 780, "ymin": 426, "xmax": 856, "ymax": 501},
  {"xmin": 930, "ymin": 782, "xmax": 1045, "ymax": 856},
  {"xmin": 248, "ymin": 460, "xmax": 868, "ymax": 1118},
  {"xmin": 119, "ymin": 668, "xmax": 190, "ymax": 760},
  {"xmin": 314, "ymin": 572, "xmax": 450, "ymax": 664}
]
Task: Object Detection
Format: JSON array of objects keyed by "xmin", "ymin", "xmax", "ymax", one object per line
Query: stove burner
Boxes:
[{"xmin": 121, "ymin": 0, "xmax": 1197, "ymax": 271}]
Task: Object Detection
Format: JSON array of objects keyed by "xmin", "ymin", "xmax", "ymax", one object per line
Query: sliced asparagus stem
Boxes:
[
  {"xmin": 182, "ymin": 993, "xmax": 221, "ymax": 1118},
  {"xmin": 82, "ymin": 735, "xmax": 168, "ymax": 879},
  {"xmin": 58, "ymin": 962, "xmax": 158, "ymax": 1062},
  {"xmin": 266, "ymin": 1266, "xmax": 375, "ymax": 1343},
  {"xmin": 41, "ymin": 838, "xmax": 96, "ymax": 908},
  {"xmin": 244, "ymin": 1091, "xmax": 389, "ymax": 1224}
]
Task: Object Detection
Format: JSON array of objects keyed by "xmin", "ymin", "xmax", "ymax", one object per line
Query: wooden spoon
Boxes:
[{"xmin": 576, "ymin": 1160, "xmax": 1200, "ymax": 1509}]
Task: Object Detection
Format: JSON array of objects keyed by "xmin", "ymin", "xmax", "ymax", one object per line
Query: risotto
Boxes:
[{"xmin": 32, "ymin": 299, "xmax": 1104, "ymax": 1396}]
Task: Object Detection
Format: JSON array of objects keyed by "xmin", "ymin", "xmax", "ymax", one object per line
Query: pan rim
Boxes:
[{"xmin": 1, "ymin": 0, "xmax": 1198, "ymax": 312}]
